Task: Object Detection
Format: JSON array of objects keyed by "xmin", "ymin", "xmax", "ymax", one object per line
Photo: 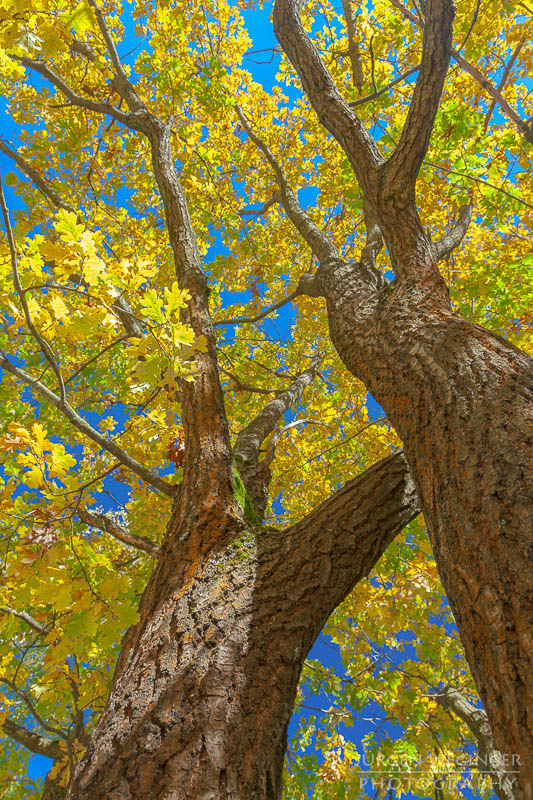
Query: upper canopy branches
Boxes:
[
  {"xmin": 272, "ymin": 0, "xmax": 455, "ymax": 202},
  {"xmin": 273, "ymin": 0, "xmax": 457, "ymax": 283}
]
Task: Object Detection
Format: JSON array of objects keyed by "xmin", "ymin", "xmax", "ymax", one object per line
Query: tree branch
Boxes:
[
  {"xmin": 0, "ymin": 677, "xmax": 67, "ymax": 739},
  {"xmin": 483, "ymin": 36, "xmax": 526, "ymax": 133},
  {"xmin": 220, "ymin": 367, "xmax": 281, "ymax": 395},
  {"xmin": 272, "ymin": 0, "xmax": 384, "ymax": 196},
  {"xmin": 2, "ymin": 717, "xmax": 62, "ymax": 759},
  {"xmin": 86, "ymin": 0, "xmax": 143, "ymax": 112},
  {"xmin": 0, "ymin": 606, "xmax": 48, "ymax": 634},
  {"xmin": 77, "ymin": 507, "xmax": 160, "ymax": 554},
  {"xmin": 275, "ymin": 451, "xmax": 420, "ymax": 629},
  {"xmin": 360, "ymin": 200, "xmax": 384, "ymax": 270},
  {"xmin": 340, "ymin": 0, "xmax": 364, "ymax": 89},
  {"xmin": 239, "ymin": 195, "xmax": 278, "ymax": 216},
  {"xmin": 234, "ymin": 355, "xmax": 322, "ymax": 517},
  {"xmin": 432, "ymin": 201, "xmax": 473, "ymax": 261},
  {"xmin": 451, "ymin": 49, "xmax": 533, "ymax": 145},
  {"xmin": 0, "ymin": 139, "xmax": 73, "ymax": 212},
  {"xmin": 382, "ymin": 0, "xmax": 455, "ymax": 195},
  {"xmin": 0, "ymin": 357, "xmax": 176, "ymax": 497},
  {"xmin": 236, "ymin": 106, "xmax": 338, "ymax": 266},
  {"xmin": 13, "ymin": 56, "xmax": 135, "ymax": 128},
  {"xmin": 145, "ymin": 117, "xmax": 237, "ymax": 510},
  {"xmin": 0, "ymin": 139, "xmax": 143, "ymax": 338},
  {"xmin": 214, "ymin": 287, "xmax": 303, "ymax": 327},
  {"xmin": 388, "ymin": 0, "xmax": 533, "ymax": 144},
  {"xmin": 435, "ymin": 686, "xmax": 516, "ymax": 800},
  {"xmin": 1, "ymin": 176, "xmax": 67, "ymax": 404},
  {"xmin": 348, "ymin": 64, "xmax": 421, "ymax": 108}
]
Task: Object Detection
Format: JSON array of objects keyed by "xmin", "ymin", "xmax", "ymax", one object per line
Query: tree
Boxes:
[{"xmin": 0, "ymin": 0, "xmax": 531, "ymax": 797}]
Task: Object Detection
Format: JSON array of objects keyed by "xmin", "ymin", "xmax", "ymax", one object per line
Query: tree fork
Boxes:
[
  {"xmin": 273, "ymin": 0, "xmax": 533, "ymax": 792},
  {"xmin": 65, "ymin": 453, "xmax": 418, "ymax": 799}
]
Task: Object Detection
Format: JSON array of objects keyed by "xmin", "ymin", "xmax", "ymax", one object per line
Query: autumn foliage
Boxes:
[{"xmin": 0, "ymin": 0, "xmax": 531, "ymax": 797}]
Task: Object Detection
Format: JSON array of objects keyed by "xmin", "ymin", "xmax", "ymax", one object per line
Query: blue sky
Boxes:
[{"xmin": 2, "ymin": 3, "xmax": 481, "ymax": 798}]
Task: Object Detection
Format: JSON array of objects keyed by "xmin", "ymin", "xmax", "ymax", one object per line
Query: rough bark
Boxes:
[
  {"xmin": 273, "ymin": 0, "xmax": 533, "ymax": 795},
  {"xmin": 234, "ymin": 355, "xmax": 322, "ymax": 517},
  {"xmin": 9, "ymin": 4, "xmax": 531, "ymax": 797},
  {"xmin": 65, "ymin": 453, "xmax": 418, "ymax": 799},
  {"xmin": 315, "ymin": 199, "xmax": 533, "ymax": 799}
]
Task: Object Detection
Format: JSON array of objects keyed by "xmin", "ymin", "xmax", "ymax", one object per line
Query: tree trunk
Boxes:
[
  {"xmin": 65, "ymin": 454, "xmax": 418, "ymax": 800},
  {"xmin": 270, "ymin": 0, "xmax": 533, "ymax": 789},
  {"xmin": 317, "ymin": 256, "xmax": 533, "ymax": 797}
]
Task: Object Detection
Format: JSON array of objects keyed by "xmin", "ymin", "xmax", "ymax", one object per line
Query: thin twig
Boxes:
[
  {"xmin": 0, "ymin": 357, "xmax": 176, "ymax": 497},
  {"xmin": 0, "ymin": 175, "xmax": 67, "ymax": 405},
  {"xmin": 348, "ymin": 64, "xmax": 421, "ymax": 107},
  {"xmin": 214, "ymin": 288, "xmax": 300, "ymax": 327}
]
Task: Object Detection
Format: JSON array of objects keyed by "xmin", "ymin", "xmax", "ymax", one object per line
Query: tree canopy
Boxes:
[{"xmin": 0, "ymin": 0, "xmax": 531, "ymax": 797}]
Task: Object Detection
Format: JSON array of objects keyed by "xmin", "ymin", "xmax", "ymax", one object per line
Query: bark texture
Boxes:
[
  {"xmin": 66, "ymin": 454, "xmax": 418, "ymax": 800},
  {"xmin": 272, "ymin": 0, "xmax": 533, "ymax": 795},
  {"xmin": 320, "ymin": 261, "xmax": 533, "ymax": 792}
]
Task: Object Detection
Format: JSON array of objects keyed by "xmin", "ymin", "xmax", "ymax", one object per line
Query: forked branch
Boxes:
[
  {"xmin": 234, "ymin": 355, "xmax": 322, "ymax": 516},
  {"xmin": 272, "ymin": 0, "xmax": 384, "ymax": 195},
  {"xmin": 433, "ymin": 201, "xmax": 473, "ymax": 261},
  {"xmin": 0, "ymin": 358, "xmax": 176, "ymax": 497},
  {"xmin": 382, "ymin": 0, "xmax": 455, "ymax": 195}
]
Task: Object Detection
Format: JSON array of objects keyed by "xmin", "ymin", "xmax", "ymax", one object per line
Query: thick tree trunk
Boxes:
[
  {"xmin": 66, "ymin": 454, "xmax": 418, "ymax": 800},
  {"xmin": 317, "ymin": 257, "xmax": 533, "ymax": 798}
]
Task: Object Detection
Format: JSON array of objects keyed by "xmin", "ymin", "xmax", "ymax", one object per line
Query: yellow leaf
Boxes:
[{"xmin": 50, "ymin": 295, "xmax": 69, "ymax": 320}]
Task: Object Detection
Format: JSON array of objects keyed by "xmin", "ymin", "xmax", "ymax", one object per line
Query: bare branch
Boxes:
[
  {"xmin": 433, "ymin": 201, "xmax": 473, "ymax": 261},
  {"xmin": 0, "ymin": 357, "xmax": 176, "ymax": 498},
  {"xmin": 457, "ymin": 0, "xmax": 481, "ymax": 51},
  {"xmin": 77, "ymin": 507, "xmax": 159, "ymax": 554},
  {"xmin": 2, "ymin": 717, "xmax": 62, "ymax": 759},
  {"xmin": 236, "ymin": 106, "xmax": 339, "ymax": 266},
  {"xmin": 220, "ymin": 367, "xmax": 280, "ymax": 395},
  {"xmin": 214, "ymin": 287, "xmax": 302, "ymax": 327},
  {"xmin": 235, "ymin": 354, "xmax": 322, "ymax": 466},
  {"xmin": 0, "ymin": 176, "xmax": 67, "ymax": 405},
  {"xmin": 279, "ymin": 451, "xmax": 420, "ymax": 613},
  {"xmin": 382, "ymin": 0, "xmax": 455, "ymax": 195},
  {"xmin": 0, "ymin": 606, "xmax": 48, "ymax": 635},
  {"xmin": 234, "ymin": 355, "xmax": 322, "ymax": 517}
]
